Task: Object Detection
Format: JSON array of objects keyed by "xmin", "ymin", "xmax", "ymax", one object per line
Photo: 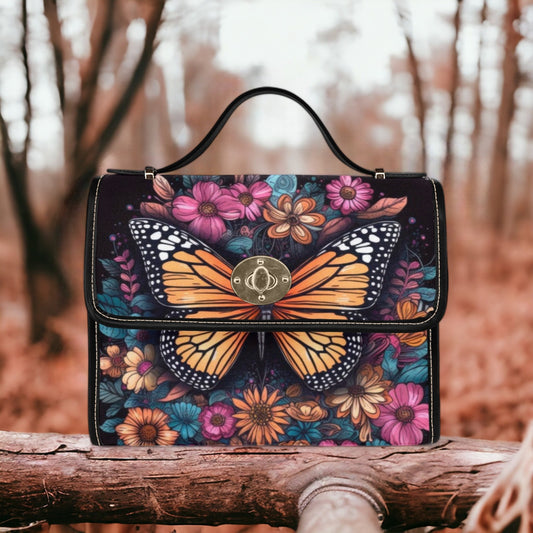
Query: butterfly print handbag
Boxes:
[{"xmin": 85, "ymin": 87, "xmax": 447, "ymax": 446}]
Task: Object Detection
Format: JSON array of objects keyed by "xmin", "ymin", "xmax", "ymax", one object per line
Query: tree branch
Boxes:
[
  {"xmin": 487, "ymin": 0, "xmax": 522, "ymax": 232},
  {"xmin": 396, "ymin": 0, "xmax": 428, "ymax": 170},
  {"xmin": 74, "ymin": 0, "xmax": 117, "ymax": 152},
  {"xmin": 51, "ymin": 0, "xmax": 166, "ymax": 246},
  {"xmin": 441, "ymin": 0, "xmax": 463, "ymax": 188},
  {"xmin": 465, "ymin": 0, "xmax": 488, "ymax": 216},
  {"xmin": 81, "ymin": 0, "xmax": 166, "ymax": 167},
  {"xmin": 0, "ymin": 431, "xmax": 519, "ymax": 530},
  {"xmin": 20, "ymin": 0, "xmax": 32, "ymax": 182},
  {"xmin": 43, "ymin": 0, "xmax": 65, "ymax": 113}
]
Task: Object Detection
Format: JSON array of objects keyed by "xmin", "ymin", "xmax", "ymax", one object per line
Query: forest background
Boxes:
[{"xmin": 0, "ymin": 0, "xmax": 532, "ymax": 529}]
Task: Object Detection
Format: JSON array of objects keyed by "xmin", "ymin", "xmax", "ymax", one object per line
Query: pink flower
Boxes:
[
  {"xmin": 326, "ymin": 176, "xmax": 373, "ymax": 215},
  {"xmin": 171, "ymin": 181, "xmax": 240, "ymax": 242},
  {"xmin": 374, "ymin": 383, "xmax": 429, "ymax": 445},
  {"xmin": 198, "ymin": 402, "xmax": 236, "ymax": 440},
  {"xmin": 223, "ymin": 182, "xmax": 272, "ymax": 221}
]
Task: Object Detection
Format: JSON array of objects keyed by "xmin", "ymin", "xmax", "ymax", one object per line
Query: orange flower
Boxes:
[
  {"xmin": 233, "ymin": 387, "xmax": 289, "ymax": 445},
  {"xmin": 326, "ymin": 364, "xmax": 391, "ymax": 441},
  {"xmin": 115, "ymin": 407, "xmax": 179, "ymax": 446},
  {"xmin": 100, "ymin": 345, "xmax": 127, "ymax": 378},
  {"xmin": 263, "ymin": 194, "xmax": 325, "ymax": 244},
  {"xmin": 395, "ymin": 299, "xmax": 428, "ymax": 347},
  {"xmin": 286, "ymin": 401, "xmax": 328, "ymax": 422}
]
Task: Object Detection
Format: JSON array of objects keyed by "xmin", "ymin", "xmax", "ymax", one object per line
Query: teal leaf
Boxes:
[
  {"xmin": 100, "ymin": 380, "xmax": 126, "ymax": 404},
  {"xmin": 382, "ymin": 346, "xmax": 399, "ymax": 380},
  {"xmin": 416, "ymin": 288, "xmax": 437, "ymax": 302},
  {"xmin": 102, "ymin": 278, "xmax": 121, "ymax": 297},
  {"xmin": 209, "ymin": 390, "xmax": 228, "ymax": 405},
  {"xmin": 96, "ymin": 294, "xmax": 130, "ymax": 316},
  {"xmin": 404, "ymin": 344, "xmax": 429, "ymax": 360},
  {"xmin": 397, "ymin": 359, "xmax": 429, "ymax": 384},
  {"xmin": 131, "ymin": 294, "xmax": 158, "ymax": 311},
  {"xmin": 124, "ymin": 393, "xmax": 145, "ymax": 409},
  {"xmin": 422, "ymin": 266, "xmax": 436, "ymax": 280},
  {"xmin": 300, "ymin": 182, "xmax": 325, "ymax": 210},
  {"xmin": 99, "ymin": 324, "xmax": 127, "ymax": 340},
  {"xmin": 182, "ymin": 175, "xmax": 220, "ymax": 189},
  {"xmin": 100, "ymin": 417, "xmax": 123, "ymax": 434},
  {"xmin": 324, "ymin": 207, "xmax": 342, "ymax": 221},
  {"xmin": 106, "ymin": 404, "xmax": 122, "ymax": 417},
  {"xmin": 99, "ymin": 259, "xmax": 122, "ymax": 277},
  {"xmin": 151, "ymin": 382, "xmax": 171, "ymax": 401},
  {"xmin": 226, "ymin": 236, "xmax": 253, "ymax": 254},
  {"xmin": 335, "ymin": 418, "xmax": 360, "ymax": 441}
]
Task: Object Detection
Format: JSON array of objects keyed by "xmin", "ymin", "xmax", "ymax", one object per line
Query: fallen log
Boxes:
[{"xmin": 0, "ymin": 431, "xmax": 519, "ymax": 531}]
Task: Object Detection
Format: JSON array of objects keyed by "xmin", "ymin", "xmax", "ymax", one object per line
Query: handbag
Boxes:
[{"xmin": 85, "ymin": 87, "xmax": 447, "ymax": 446}]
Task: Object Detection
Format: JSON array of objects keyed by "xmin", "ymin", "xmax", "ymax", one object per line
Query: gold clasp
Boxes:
[{"xmin": 231, "ymin": 256, "xmax": 291, "ymax": 305}]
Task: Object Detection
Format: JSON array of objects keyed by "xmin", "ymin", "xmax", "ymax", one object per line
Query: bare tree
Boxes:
[
  {"xmin": 487, "ymin": 0, "xmax": 522, "ymax": 232},
  {"xmin": 0, "ymin": 0, "xmax": 166, "ymax": 343},
  {"xmin": 395, "ymin": 0, "xmax": 428, "ymax": 170},
  {"xmin": 441, "ymin": 0, "xmax": 463, "ymax": 189},
  {"xmin": 465, "ymin": 0, "xmax": 488, "ymax": 215}
]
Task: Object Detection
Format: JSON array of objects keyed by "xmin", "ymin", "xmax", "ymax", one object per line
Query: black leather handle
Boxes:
[
  {"xmin": 107, "ymin": 86, "xmax": 425, "ymax": 179},
  {"xmin": 157, "ymin": 86, "xmax": 374, "ymax": 176}
]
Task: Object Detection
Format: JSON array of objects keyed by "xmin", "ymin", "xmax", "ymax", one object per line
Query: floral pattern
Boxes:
[
  {"xmin": 171, "ymin": 181, "xmax": 240, "ymax": 242},
  {"xmin": 100, "ymin": 345, "xmax": 127, "ymax": 378},
  {"xmin": 326, "ymin": 175, "xmax": 373, "ymax": 215},
  {"xmin": 115, "ymin": 407, "xmax": 179, "ymax": 446},
  {"xmin": 263, "ymin": 194, "xmax": 325, "ymax": 244},
  {"xmin": 223, "ymin": 181, "xmax": 272, "ymax": 221},
  {"xmin": 93, "ymin": 174, "xmax": 440, "ymax": 446},
  {"xmin": 326, "ymin": 365, "xmax": 391, "ymax": 442},
  {"xmin": 198, "ymin": 402, "xmax": 236, "ymax": 441},
  {"xmin": 232, "ymin": 387, "xmax": 289, "ymax": 445},
  {"xmin": 374, "ymin": 383, "xmax": 429, "ymax": 445},
  {"xmin": 122, "ymin": 345, "xmax": 163, "ymax": 394}
]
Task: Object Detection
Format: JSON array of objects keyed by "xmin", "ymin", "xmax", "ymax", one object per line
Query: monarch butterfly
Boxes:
[{"xmin": 129, "ymin": 218, "xmax": 400, "ymax": 391}]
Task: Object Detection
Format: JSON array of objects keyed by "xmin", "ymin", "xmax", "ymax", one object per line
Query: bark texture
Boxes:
[{"xmin": 0, "ymin": 431, "xmax": 519, "ymax": 531}]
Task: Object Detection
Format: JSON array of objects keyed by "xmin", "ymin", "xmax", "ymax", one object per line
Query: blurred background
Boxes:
[{"xmin": 0, "ymin": 0, "xmax": 532, "ymax": 498}]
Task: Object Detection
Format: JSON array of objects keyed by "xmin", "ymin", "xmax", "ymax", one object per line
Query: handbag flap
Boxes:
[{"xmin": 85, "ymin": 173, "xmax": 447, "ymax": 332}]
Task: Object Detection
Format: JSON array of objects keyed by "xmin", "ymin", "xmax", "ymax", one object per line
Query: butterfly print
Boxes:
[{"xmin": 129, "ymin": 218, "xmax": 400, "ymax": 391}]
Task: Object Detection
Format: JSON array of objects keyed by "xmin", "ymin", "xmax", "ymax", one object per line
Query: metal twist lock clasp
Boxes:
[{"xmin": 231, "ymin": 256, "xmax": 291, "ymax": 305}]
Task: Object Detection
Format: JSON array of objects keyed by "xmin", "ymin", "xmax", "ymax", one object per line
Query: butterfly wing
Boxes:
[
  {"xmin": 129, "ymin": 219, "xmax": 259, "ymax": 390},
  {"xmin": 272, "ymin": 221, "xmax": 400, "ymax": 390},
  {"xmin": 271, "ymin": 326, "xmax": 362, "ymax": 391},
  {"xmin": 160, "ymin": 312, "xmax": 251, "ymax": 390}
]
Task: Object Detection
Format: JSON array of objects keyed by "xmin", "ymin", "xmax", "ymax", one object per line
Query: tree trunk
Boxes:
[
  {"xmin": 50, "ymin": 0, "xmax": 166, "ymax": 249},
  {"xmin": 396, "ymin": 1, "xmax": 428, "ymax": 170},
  {"xmin": 0, "ymin": 431, "xmax": 520, "ymax": 531},
  {"xmin": 487, "ymin": 0, "xmax": 522, "ymax": 233},
  {"xmin": 0, "ymin": 100, "xmax": 70, "ymax": 345},
  {"xmin": 441, "ymin": 0, "xmax": 463, "ymax": 189},
  {"xmin": 465, "ymin": 0, "xmax": 488, "ymax": 218}
]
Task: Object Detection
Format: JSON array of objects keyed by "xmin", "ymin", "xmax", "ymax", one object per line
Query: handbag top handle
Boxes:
[{"xmin": 107, "ymin": 86, "xmax": 425, "ymax": 179}]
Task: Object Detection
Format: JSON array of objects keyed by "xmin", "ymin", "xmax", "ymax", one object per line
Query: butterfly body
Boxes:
[{"xmin": 129, "ymin": 218, "xmax": 400, "ymax": 391}]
